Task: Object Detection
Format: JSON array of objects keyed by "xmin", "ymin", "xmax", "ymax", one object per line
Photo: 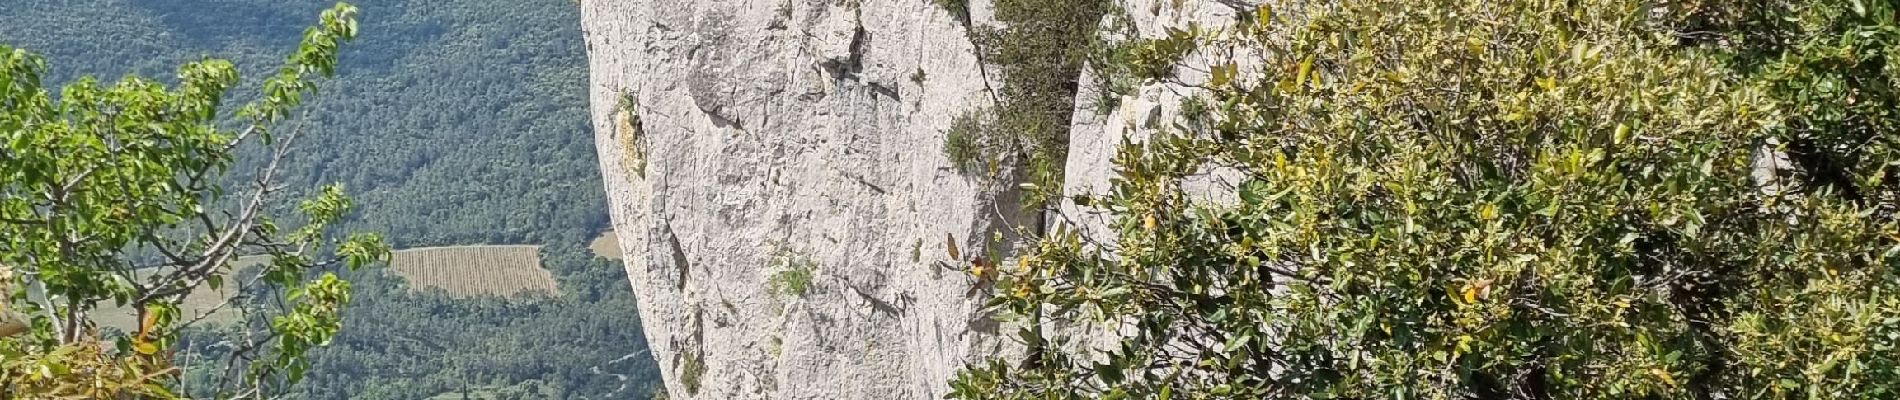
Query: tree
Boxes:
[
  {"xmin": 953, "ymin": 0, "xmax": 1898, "ymax": 398},
  {"xmin": 0, "ymin": 3, "xmax": 388, "ymax": 398},
  {"xmin": 1, "ymin": 1, "xmax": 664, "ymax": 397}
]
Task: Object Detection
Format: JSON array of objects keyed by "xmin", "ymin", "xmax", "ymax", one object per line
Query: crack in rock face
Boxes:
[{"xmin": 818, "ymin": 23, "xmax": 867, "ymax": 80}]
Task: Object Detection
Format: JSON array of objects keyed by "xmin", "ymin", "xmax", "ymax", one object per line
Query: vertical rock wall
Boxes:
[
  {"xmin": 582, "ymin": 0, "xmax": 1253, "ymax": 398},
  {"xmin": 581, "ymin": 0, "xmax": 1028, "ymax": 398}
]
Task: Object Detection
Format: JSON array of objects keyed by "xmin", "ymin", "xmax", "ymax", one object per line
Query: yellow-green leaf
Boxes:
[{"xmin": 1295, "ymin": 54, "xmax": 1315, "ymax": 88}]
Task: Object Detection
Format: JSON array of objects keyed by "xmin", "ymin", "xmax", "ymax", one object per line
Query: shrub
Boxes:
[
  {"xmin": 942, "ymin": 110, "xmax": 995, "ymax": 173},
  {"xmin": 952, "ymin": 0, "xmax": 1900, "ymax": 399},
  {"xmin": 1111, "ymin": 33, "xmax": 1194, "ymax": 82},
  {"xmin": 941, "ymin": 0, "xmax": 1110, "ymax": 204}
]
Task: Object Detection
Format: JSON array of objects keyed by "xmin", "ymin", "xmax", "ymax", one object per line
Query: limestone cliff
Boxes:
[{"xmin": 580, "ymin": 0, "xmax": 1248, "ymax": 398}]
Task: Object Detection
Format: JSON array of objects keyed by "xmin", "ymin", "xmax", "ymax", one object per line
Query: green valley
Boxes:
[{"xmin": 0, "ymin": 0, "xmax": 658, "ymax": 398}]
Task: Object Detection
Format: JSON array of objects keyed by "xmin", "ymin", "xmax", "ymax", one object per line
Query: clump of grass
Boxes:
[
  {"xmin": 766, "ymin": 246, "xmax": 817, "ymax": 298},
  {"xmin": 942, "ymin": 111, "xmax": 993, "ymax": 173},
  {"xmin": 679, "ymin": 351, "xmax": 706, "ymax": 395}
]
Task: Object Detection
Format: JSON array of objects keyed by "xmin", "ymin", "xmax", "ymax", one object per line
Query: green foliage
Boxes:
[
  {"xmin": 0, "ymin": 3, "xmax": 390, "ymax": 397},
  {"xmin": 251, "ymin": 254, "xmax": 662, "ymax": 399},
  {"xmin": 943, "ymin": 110, "xmax": 996, "ymax": 173},
  {"xmin": 617, "ymin": 91, "xmax": 639, "ymax": 113},
  {"xmin": 678, "ymin": 350, "xmax": 706, "ymax": 396},
  {"xmin": 954, "ymin": 0, "xmax": 1900, "ymax": 399},
  {"xmin": 1, "ymin": 0, "xmax": 658, "ymax": 398},
  {"xmin": 10, "ymin": 0, "xmax": 602, "ymax": 248},
  {"xmin": 1111, "ymin": 32, "xmax": 1194, "ymax": 82},
  {"xmin": 930, "ymin": 0, "xmax": 969, "ymax": 24},
  {"xmin": 767, "ymin": 247, "xmax": 817, "ymax": 298},
  {"xmin": 2, "ymin": 0, "xmax": 610, "ymax": 250},
  {"xmin": 952, "ymin": 0, "xmax": 1110, "ymax": 203}
]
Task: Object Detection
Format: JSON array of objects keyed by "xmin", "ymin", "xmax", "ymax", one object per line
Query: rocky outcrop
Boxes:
[{"xmin": 581, "ymin": 0, "xmax": 1251, "ymax": 398}]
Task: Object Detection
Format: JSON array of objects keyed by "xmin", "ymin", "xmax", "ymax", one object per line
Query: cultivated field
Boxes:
[
  {"xmin": 590, "ymin": 231, "xmax": 623, "ymax": 260},
  {"xmin": 92, "ymin": 256, "xmax": 267, "ymax": 332},
  {"xmin": 389, "ymin": 245, "xmax": 558, "ymax": 297}
]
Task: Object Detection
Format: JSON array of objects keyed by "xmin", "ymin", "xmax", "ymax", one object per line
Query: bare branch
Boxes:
[{"xmin": 140, "ymin": 104, "xmax": 321, "ymax": 306}]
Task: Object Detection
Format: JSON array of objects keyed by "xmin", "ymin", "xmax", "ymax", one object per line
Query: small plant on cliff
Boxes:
[
  {"xmin": 942, "ymin": 110, "xmax": 1000, "ymax": 174},
  {"xmin": 678, "ymin": 351, "xmax": 706, "ymax": 395},
  {"xmin": 766, "ymin": 246, "xmax": 817, "ymax": 298},
  {"xmin": 614, "ymin": 91, "xmax": 647, "ymax": 178}
]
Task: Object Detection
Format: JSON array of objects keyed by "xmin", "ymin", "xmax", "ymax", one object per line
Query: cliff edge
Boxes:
[{"xmin": 580, "ymin": 0, "xmax": 1243, "ymax": 398}]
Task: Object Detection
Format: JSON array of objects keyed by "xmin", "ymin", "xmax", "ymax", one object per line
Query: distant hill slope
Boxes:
[
  {"xmin": 0, "ymin": 1, "xmax": 658, "ymax": 398},
  {"xmin": 0, "ymin": 0, "xmax": 607, "ymax": 248}
]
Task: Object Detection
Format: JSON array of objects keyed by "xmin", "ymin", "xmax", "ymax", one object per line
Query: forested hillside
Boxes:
[{"xmin": 0, "ymin": 1, "xmax": 658, "ymax": 398}]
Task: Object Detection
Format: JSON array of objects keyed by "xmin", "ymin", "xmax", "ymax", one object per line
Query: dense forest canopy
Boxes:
[
  {"xmin": 0, "ymin": 0, "xmax": 604, "ymax": 248},
  {"xmin": 0, "ymin": 0, "xmax": 659, "ymax": 398}
]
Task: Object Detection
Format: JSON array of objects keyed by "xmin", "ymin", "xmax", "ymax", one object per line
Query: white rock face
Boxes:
[
  {"xmin": 581, "ymin": 0, "xmax": 1250, "ymax": 398},
  {"xmin": 581, "ymin": 0, "xmax": 1031, "ymax": 399}
]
